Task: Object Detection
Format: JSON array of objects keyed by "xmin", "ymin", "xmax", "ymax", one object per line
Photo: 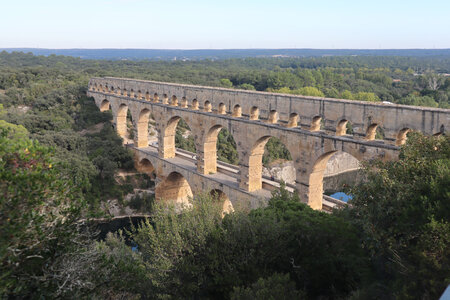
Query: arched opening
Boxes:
[
  {"xmin": 155, "ymin": 172, "xmax": 192, "ymax": 206},
  {"xmin": 309, "ymin": 151, "xmax": 361, "ymax": 210},
  {"xmin": 232, "ymin": 105, "xmax": 242, "ymax": 117},
  {"xmin": 116, "ymin": 87, "xmax": 121, "ymax": 95},
  {"xmin": 245, "ymin": 136, "xmax": 293, "ymax": 192},
  {"xmin": 137, "ymin": 90, "xmax": 142, "ymax": 99},
  {"xmin": 135, "ymin": 108, "xmax": 151, "ymax": 147},
  {"xmin": 365, "ymin": 124, "xmax": 385, "ymax": 141},
  {"xmin": 99, "ymin": 84, "xmax": 104, "ymax": 92},
  {"xmin": 162, "ymin": 116, "xmax": 196, "ymax": 158},
  {"xmin": 396, "ymin": 128, "xmax": 411, "ymax": 146},
  {"xmin": 287, "ymin": 113, "xmax": 299, "ymax": 128},
  {"xmin": 130, "ymin": 89, "xmax": 135, "ymax": 98},
  {"xmin": 262, "ymin": 137, "xmax": 294, "ymax": 187},
  {"xmin": 162, "ymin": 94, "xmax": 169, "ymax": 104},
  {"xmin": 136, "ymin": 158, "xmax": 155, "ymax": 179},
  {"xmin": 110, "ymin": 86, "xmax": 115, "ymax": 94},
  {"xmin": 268, "ymin": 110, "xmax": 278, "ymax": 124},
  {"xmin": 218, "ymin": 103, "xmax": 226, "ymax": 115},
  {"xmin": 204, "ymin": 101, "xmax": 212, "ymax": 112},
  {"xmin": 192, "ymin": 99, "xmax": 199, "ymax": 110},
  {"xmin": 153, "ymin": 93, "xmax": 159, "ymax": 102},
  {"xmin": 145, "ymin": 91, "xmax": 150, "ymax": 101},
  {"xmin": 336, "ymin": 119, "xmax": 353, "ymax": 136},
  {"xmin": 116, "ymin": 103, "xmax": 129, "ymax": 139},
  {"xmin": 310, "ymin": 116, "xmax": 322, "ymax": 131},
  {"xmin": 250, "ymin": 106, "xmax": 259, "ymax": 120},
  {"xmin": 181, "ymin": 97, "xmax": 188, "ymax": 108},
  {"xmin": 100, "ymin": 99, "xmax": 110, "ymax": 112},
  {"xmin": 201, "ymin": 125, "xmax": 238, "ymax": 174},
  {"xmin": 171, "ymin": 95, "xmax": 178, "ymax": 106},
  {"xmin": 210, "ymin": 189, "xmax": 234, "ymax": 217},
  {"xmin": 123, "ymin": 88, "xmax": 128, "ymax": 97}
]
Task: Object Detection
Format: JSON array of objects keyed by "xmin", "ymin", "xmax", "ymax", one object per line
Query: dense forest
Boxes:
[{"xmin": 0, "ymin": 51, "xmax": 449, "ymax": 299}]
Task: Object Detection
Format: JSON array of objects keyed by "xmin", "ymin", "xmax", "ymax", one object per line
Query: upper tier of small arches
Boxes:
[{"xmin": 89, "ymin": 80, "xmax": 448, "ymax": 147}]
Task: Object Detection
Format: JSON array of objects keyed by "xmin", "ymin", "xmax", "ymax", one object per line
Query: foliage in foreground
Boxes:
[
  {"xmin": 1, "ymin": 129, "xmax": 448, "ymax": 299},
  {"xmin": 82, "ymin": 190, "xmax": 366, "ymax": 299},
  {"xmin": 86, "ymin": 134, "xmax": 449, "ymax": 300},
  {"xmin": 0, "ymin": 124, "xmax": 85, "ymax": 298},
  {"xmin": 346, "ymin": 132, "xmax": 450, "ymax": 299}
]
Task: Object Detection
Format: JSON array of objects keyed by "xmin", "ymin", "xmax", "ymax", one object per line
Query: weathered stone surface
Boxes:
[
  {"xmin": 263, "ymin": 162, "xmax": 296, "ymax": 185},
  {"xmin": 87, "ymin": 77, "xmax": 450, "ymax": 210}
]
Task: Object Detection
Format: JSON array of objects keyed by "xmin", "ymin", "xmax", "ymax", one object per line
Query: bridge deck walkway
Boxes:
[
  {"xmin": 131, "ymin": 144, "xmax": 274, "ymax": 200},
  {"xmin": 129, "ymin": 144, "xmax": 343, "ymax": 210}
]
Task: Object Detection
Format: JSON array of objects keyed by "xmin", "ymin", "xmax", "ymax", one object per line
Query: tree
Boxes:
[
  {"xmin": 397, "ymin": 94, "xmax": 438, "ymax": 107},
  {"xmin": 220, "ymin": 78, "xmax": 233, "ymax": 88},
  {"xmin": 347, "ymin": 133, "xmax": 450, "ymax": 299},
  {"xmin": 353, "ymin": 91, "xmax": 380, "ymax": 102},
  {"xmin": 0, "ymin": 125, "xmax": 85, "ymax": 298},
  {"xmin": 296, "ymin": 86, "xmax": 324, "ymax": 97},
  {"xmin": 231, "ymin": 273, "xmax": 305, "ymax": 300}
]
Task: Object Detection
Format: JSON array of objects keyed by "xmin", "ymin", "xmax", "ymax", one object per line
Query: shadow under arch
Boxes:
[
  {"xmin": 246, "ymin": 135, "xmax": 294, "ymax": 192},
  {"xmin": 100, "ymin": 99, "xmax": 110, "ymax": 112},
  {"xmin": 155, "ymin": 171, "xmax": 193, "ymax": 206},
  {"xmin": 308, "ymin": 150, "xmax": 361, "ymax": 210},
  {"xmin": 210, "ymin": 189, "xmax": 234, "ymax": 216},
  {"xmin": 136, "ymin": 158, "xmax": 155, "ymax": 179},
  {"xmin": 202, "ymin": 124, "xmax": 239, "ymax": 174}
]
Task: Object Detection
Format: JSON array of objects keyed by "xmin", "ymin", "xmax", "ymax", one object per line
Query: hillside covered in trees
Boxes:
[{"xmin": 0, "ymin": 51, "xmax": 449, "ymax": 299}]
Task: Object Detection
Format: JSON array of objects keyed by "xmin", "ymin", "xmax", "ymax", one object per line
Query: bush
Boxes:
[{"xmin": 231, "ymin": 273, "xmax": 305, "ymax": 300}]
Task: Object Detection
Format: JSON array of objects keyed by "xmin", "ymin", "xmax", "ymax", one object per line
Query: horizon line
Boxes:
[{"xmin": 1, "ymin": 47, "xmax": 450, "ymax": 51}]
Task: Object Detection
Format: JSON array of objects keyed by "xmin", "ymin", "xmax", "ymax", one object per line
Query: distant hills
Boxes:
[{"xmin": 1, "ymin": 48, "xmax": 450, "ymax": 60}]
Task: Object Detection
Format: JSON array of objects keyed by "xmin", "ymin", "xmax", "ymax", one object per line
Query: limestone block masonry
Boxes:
[{"xmin": 87, "ymin": 77, "xmax": 450, "ymax": 210}]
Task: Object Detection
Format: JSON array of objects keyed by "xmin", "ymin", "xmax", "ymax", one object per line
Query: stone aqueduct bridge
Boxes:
[{"xmin": 87, "ymin": 77, "xmax": 449, "ymax": 210}]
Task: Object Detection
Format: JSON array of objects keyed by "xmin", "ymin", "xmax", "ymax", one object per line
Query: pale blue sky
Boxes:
[{"xmin": 1, "ymin": 0, "xmax": 449, "ymax": 49}]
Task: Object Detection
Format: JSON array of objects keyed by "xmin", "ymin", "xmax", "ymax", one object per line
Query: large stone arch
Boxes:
[
  {"xmin": 100, "ymin": 99, "xmax": 110, "ymax": 112},
  {"xmin": 308, "ymin": 150, "xmax": 362, "ymax": 210},
  {"xmin": 136, "ymin": 158, "xmax": 155, "ymax": 178},
  {"xmin": 155, "ymin": 171, "xmax": 193, "ymax": 206},
  {"xmin": 305, "ymin": 139, "xmax": 397, "ymax": 209},
  {"xmin": 160, "ymin": 115, "xmax": 197, "ymax": 159},
  {"xmin": 200, "ymin": 123, "xmax": 239, "ymax": 175},
  {"xmin": 241, "ymin": 133, "xmax": 296, "ymax": 192}
]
